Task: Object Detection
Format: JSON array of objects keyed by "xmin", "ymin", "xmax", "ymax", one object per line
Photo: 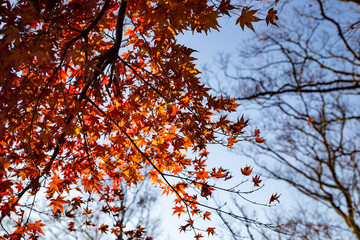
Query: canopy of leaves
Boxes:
[{"xmin": 0, "ymin": 0, "xmax": 277, "ymax": 239}]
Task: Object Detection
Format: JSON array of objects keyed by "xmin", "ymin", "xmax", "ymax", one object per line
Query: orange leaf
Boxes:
[
  {"xmin": 28, "ymin": 220, "xmax": 46, "ymax": 235},
  {"xmin": 173, "ymin": 205, "xmax": 186, "ymax": 217},
  {"xmin": 195, "ymin": 233, "xmax": 204, "ymax": 239},
  {"xmin": 254, "ymin": 129, "xmax": 266, "ymax": 143},
  {"xmin": 227, "ymin": 136, "xmax": 238, "ymax": 149},
  {"xmin": 49, "ymin": 196, "xmax": 67, "ymax": 214},
  {"xmin": 47, "ymin": 174, "xmax": 63, "ymax": 195},
  {"xmin": 241, "ymin": 165, "xmax": 253, "ymax": 176},
  {"xmin": 203, "ymin": 211, "xmax": 211, "ymax": 220},
  {"xmin": 196, "ymin": 170, "xmax": 210, "ymax": 181},
  {"xmin": 255, "ymin": 135, "xmax": 266, "ymax": 143}
]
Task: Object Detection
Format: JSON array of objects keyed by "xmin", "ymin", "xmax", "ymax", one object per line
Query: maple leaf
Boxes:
[
  {"xmin": 28, "ymin": 220, "xmax": 46, "ymax": 235},
  {"xmin": 195, "ymin": 233, "xmax": 204, "ymax": 239},
  {"xmin": 0, "ymin": 0, "xmax": 278, "ymax": 236},
  {"xmin": 255, "ymin": 135, "xmax": 266, "ymax": 143},
  {"xmin": 266, "ymin": 8, "xmax": 279, "ymax": 27},
  {"xmin": 179, "ymin": 46, "xmax": 198, "ymax": 58},
  {"xmin": 236, "ymin": 7, "xmax": 261, "ymax": 31},
  {"xmin": 99, "ymin": 224, "xmax": 109, "ymax": 234},
  {"xmin": 65, "ymin": 210, "xmax": 75, "ymax": 218},
  {"xmin": 49, "ymin": 196, "xmax": 67, "ymax": 214},
  {"xmin": 227, "ymin": 136, "xmax": 238, "ymax": 149},
  {"xmin": 196, "ymin": 170, "xmax": 210, "ymax": 181},
  {"xmin": 68, "ymin": 222, "xmax": 75, "ymax": 232},
  {"xmin": 203, "ymin": 211, "xmax": 211, "ymax": 220},
  {"xmin": 241, "ymin": 165, "xmax": 253, "ymax": 176},
  {"xmin": 200, "ymin": 184, "xmax": 214, "ymax": 199},
  {"xmin": 47, "ymin": 174, "xmax": 63, "ymax": 195},
  {"xmin": 0, "ymin": 178, "xmax": 13, "ymax": 194},
  {"xmin": 254, "ymin": 129, "xmax": 266, "ymax": 143},
  {"xmin": 218, "ymin": 0, "xmax": 235, "ymax": 16},
  {"xmin": 173, "ymin": 205, "xmax": 186, "ymax": 217},
  {"xmin": 269, "ymin": 193, "xmax": 281, "ymax": 204},
  {"xmin": 207, "ymin": 227, "xmax": 215, "ymax": 236},
  {"xmin": 15, "ymin": 182, "xmax": 23, "ymax": 192},
  {"xmin": 179, "ymin": 224, "xmax": 189, "ymax": 233},
  {"xmin": 0, "ymin": 197, "xmax": 19, "ymax": 218},
  {"xmin": 252, "ymin": 175, "xmax": 262, "ymax": 187},
  {"xmin": 210, "ymin": 167, "xmax": 232, "ymax": 180}
]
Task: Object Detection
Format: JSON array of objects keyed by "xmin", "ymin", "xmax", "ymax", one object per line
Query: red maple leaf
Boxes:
[
  {"xmin": 207, "ymin": 227, "xmax": 215, "ymax": 236},
  {"xmin": 252, "ymin": 175, "xmax": 262, "ymax": 187},
  {"xmin": 269, "ymin": 193, "xmax": 281, "ymax": 204},
  {"xmin": 203, "ymin": 211, "xmax": 211, "ymax": 220}
]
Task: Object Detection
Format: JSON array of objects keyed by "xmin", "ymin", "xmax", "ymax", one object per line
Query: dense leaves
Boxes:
[{"xmin": 0, "ymin": 0, "xmax": 278, "ymax": 238}]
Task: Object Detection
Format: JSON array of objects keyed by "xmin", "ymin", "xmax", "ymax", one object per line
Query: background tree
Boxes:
[
  {"xmin": 206, "ymin": 0, "xmax": 360, "ymax": 238},
  {"xmin": 0, "ymin": 0, "xmax": 281, "ymax": 239},
  {"xmin": 222, "ymin": 198, "xmax": 352, "ymax": 240}
]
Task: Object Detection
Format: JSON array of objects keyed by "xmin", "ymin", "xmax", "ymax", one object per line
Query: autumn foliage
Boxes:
[{"xmin": 0, "ymin": 0, "xmax": 278, "ymax": 238}]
